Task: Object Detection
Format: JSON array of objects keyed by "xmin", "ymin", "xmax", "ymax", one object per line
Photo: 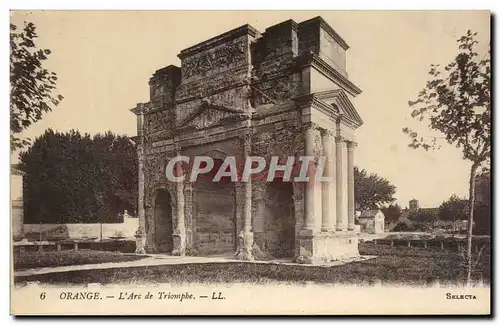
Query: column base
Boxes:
[
  {"xmin": 296, "ymin": 230, "xmax": 359, "ymax": 264},
  {"xmin": 134, "ymin": 228, "xmax": 147, "ymax": 254},
  {"xmin": 172, "ymin": 229, "xmax": 186, "ymax": 256},
  {"xmin": 235, "ymin": 230, "xmax": 254, "ymax": 261}
]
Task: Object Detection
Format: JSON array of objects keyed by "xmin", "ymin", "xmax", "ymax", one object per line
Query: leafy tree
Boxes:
[
  {"xmin": 473, "ymin": 171, "xmax": 490, "ymax": 235},
  {"xmin": 354, "ymin": 167, "xmax": 396, "ymax": 210},
  {"xmin": 19, "ymin": 129, "xmax": 137, "ymax": 224},
  {"xmin": 439, "ymin": 194, "xmax": 469, "ymax": 233},
  {"xmin": 403, "ymin": 31, "xmax": 490, "ymax": 284},
  {"xmin": 10, "ymin": 21, "xmax": 63, "ymax": 151},
  {"xmin": 380, "ymin": 203, "xmax": 402, "ymax": 224},
  {"xmin": 409, "ymin": 209, "xmax": 438, "ymax": 231}
]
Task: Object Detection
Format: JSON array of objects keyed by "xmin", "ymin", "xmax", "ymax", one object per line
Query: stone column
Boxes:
[
  {"xmin": 347, "ymin": 141, "xmax": 357, "ymax": 231},
  {"xmin": 184, "ymin": 182, "xmax": 193, "ymax": 250},
  {"xmin": 321, "ymin": 130, "xmax": 335, "ymax": 232},
  {"xmin": 172, "ymin": 152, "xmax": 186, "ymax": 256},
  {"xmin": 134, "ymin": 143, "xmax": 146, "ymax": 254},
  {"xmin": 237, "ymin": 131, "xmax": 254, "ymax": 260},
  {"xmin": 303, "ymin": 123, "xmax": 317, "ymax": 230},
  {"xmin": 296, "ymin": 123, "xmax": 319, "ymax": 264},
  {"xmin": 335, "ymin": 136, "xmax": 345, "ymax": 231}
]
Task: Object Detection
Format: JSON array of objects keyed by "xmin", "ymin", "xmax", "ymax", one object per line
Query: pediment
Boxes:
[
  {"xmin": 177, "ymin": 99, "xmax": 251, "ymax": 131},
  {"xmin": 314, "ymin": 89, "xmax": 364, "ymax": 128}
]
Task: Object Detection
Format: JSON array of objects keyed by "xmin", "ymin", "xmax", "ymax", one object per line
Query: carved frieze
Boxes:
[
  {"xmin": 144, "ymin": 109, "xmax": 174, "ymax": 136},
  {"xmin": 144, "ymin": 153, "xmax": 167, "ymax": 197},
  {"xmin": 189, "ymin": 108, "xmax": 233, "ymax": 130},
  {"xmin": 175, "ymin": 66, "xmax": 249, "ymax": 102},
  {"xmin": 253, "ymin": 75, "xmax": 300, "ymax": 106},
  {"xmin": 181, "ymin": 40, "xmax": 247, "ymax": 79}
]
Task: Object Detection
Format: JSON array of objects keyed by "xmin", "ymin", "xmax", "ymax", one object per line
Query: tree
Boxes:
[
  {"xmin": 403, "ymin": 30, "xmax": 490, "ymax": 284},
  {"xmin": 409, "ymin": 209, "xmax": 438, "ymax": 231},
  {"xmin": 438, "ymin": 194, "xmax": 469, "ymax": 233},
  {"xmin": 19, "ymin": 129, "xmax": 137, "ymax": 224},
  {"xmin": 354, "ymin": 167, "xmax": 397, "ymax": 210},
  {"xmin": 380, "ymin": 203, "xmax": 402, "ymax": 224},
  {"xmin": 10, "ymin": 21, "xmax": 63, "ymax": 151},
  {"xmin": 473, "ymin": 171, "xmax": 490, "ymax": 235}
]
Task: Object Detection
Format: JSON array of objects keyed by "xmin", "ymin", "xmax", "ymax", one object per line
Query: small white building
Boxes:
[{"xmin": 358, "ymin": 209, "xmax": 385, "ymax": 234}]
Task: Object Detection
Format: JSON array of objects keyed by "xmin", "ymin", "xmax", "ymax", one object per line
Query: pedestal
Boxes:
[
  {"xmin": 295, "ymin": 229, "xmax": 316, "ymax": 264},
  {"xmin": 134, "ymin": 227, "xmax": 146, "ymax": 254},
  {"xmin": 172, "ymin": 229, "xmax": 186, "ymax": 256},
  {"xmin": 236, "ymin": 230, "xmax": 254, "ymax": 260},
  {"xmin": 296, "ymin": 230, "xmax": 360, "ymax": 264}
]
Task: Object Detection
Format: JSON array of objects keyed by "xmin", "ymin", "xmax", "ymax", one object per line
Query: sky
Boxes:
[{"xmin": 10, "ymin": 10, "xmax": 490, "ymax": 208}]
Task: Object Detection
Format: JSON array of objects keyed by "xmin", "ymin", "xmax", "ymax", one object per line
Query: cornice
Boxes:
[
  {"xmin": 130, "ymin": 103, "xmax": 148, "ymax": 115},
  {"xmin": 292, "ymin": 93, "xmax": 341, "ymax": 121},
  {"xmin": 311, "ymin": 55, "xmax": 362, "ymax": 96},
  {"xmin": 175, "ymin": 79, "xmax": 247, "ymax": 105},
  {"xmin": 178, "ymin": 24, "xmax": 259, "ymax": 60},
  {"xmin": 293, "ymin": 53, "xmax": 362, "ymax": 97},
  {"xmin": 293, "ymin": 89, "xmax": 363, "ymax": 129}
]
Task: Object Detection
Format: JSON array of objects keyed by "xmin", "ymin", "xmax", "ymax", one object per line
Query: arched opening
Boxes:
[
  {"xmin": 193, "ymin": 158, "xmax": 236, "ymax": 255},
  {"xmin": 153, "ymin": 189, "xmax": 173, "ymax": 253},
  {"xmin": 261, "ymin": 177, "xmax": 296, "ymax": 258}
]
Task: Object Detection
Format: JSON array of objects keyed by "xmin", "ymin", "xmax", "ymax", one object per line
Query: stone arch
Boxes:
[
  {"xmin": 257, "ymin": 177, "xmax": 296, "ymax": 258},
  {"xmin": 151, "ymin": 188, "xmax": 174, "ymax": 253},
  {"xmin": 200, "ymin": 149, "xmax": 231, "ymax": 161},
  {"xmin": 190, "ymin": 152, "xmax": 237, "ymax": 256}
]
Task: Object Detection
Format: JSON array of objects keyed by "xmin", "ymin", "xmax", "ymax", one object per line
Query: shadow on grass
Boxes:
[
  {"xmin": 13, "ymin": 249, "xmax": 147, "ymax": 271},
  {"xmin": 14, "ymin": 243, "xmax": 490, "ymax": 286}
]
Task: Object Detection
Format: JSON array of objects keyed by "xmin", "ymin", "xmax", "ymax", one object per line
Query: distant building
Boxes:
[
  {"xmin": 391, "ymin": 199, "xmax": 472, "ymax": 232},
  {"xmin": 11, "ymin": 165, "xmax": 25, "ymax": 241},
  {"xmin": 409, "ymin": 199, "xmax": 420, "ymax": 213},
  {"xmin": 357, "ymin": 209, "xmax": 385, "ymax": 234}
]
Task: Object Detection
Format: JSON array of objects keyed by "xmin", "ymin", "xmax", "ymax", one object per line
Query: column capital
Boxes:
[
  {"xmin": 239, "ymin": 130, "xmax": 252, "ymax": 147},
  {"xmin": 302, "ymin": 122, "xmax": 320, "ymax": 133},
  {"xmin": 335, "ymin": 135, "xmax": 346, "ymax": 143},
  {"xmin": 319, "ymin": 128, "xmax": 335, "ymax": 138},
  {"xmin": 347, "ymin": 141, "xmax": 358, "ymax": 150}
]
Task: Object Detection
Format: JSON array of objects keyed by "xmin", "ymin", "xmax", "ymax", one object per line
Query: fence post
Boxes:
[
  {"xmin": 407, "ymin": 240, "xmax": 411, "ymax": 248},
  {"xmin": 440, "ymin": 241, "xmax": 444, "ymax": 250},
  {"xmin": 426, "ymin": 276, "xmax": 440, "ymax": 288}
]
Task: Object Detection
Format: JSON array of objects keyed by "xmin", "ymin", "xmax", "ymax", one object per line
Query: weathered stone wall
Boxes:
[
  {"xmin": 134, "ymin": 17, "xmax": 361, "ymax": 259},
  {"xmin": 193, "ymin": 177, "xmax": 235, "ymax": 255},
  {"xmin": 255, "ymin": 181, "xmax": 295, "ymax": 258}
]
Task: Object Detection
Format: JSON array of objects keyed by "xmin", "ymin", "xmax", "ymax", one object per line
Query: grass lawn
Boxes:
[
  {"xmin": 14, "ymin": 243, "xmax": 490, "ymax": 286},
  {"xmin": 13, "ymin": 250, "xmax": 148, "ymax": 271}
]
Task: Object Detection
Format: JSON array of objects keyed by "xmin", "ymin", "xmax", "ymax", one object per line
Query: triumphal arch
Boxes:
[{"xmin": 131, "ymin": 16, "xmax": 363, "ymax": 263}]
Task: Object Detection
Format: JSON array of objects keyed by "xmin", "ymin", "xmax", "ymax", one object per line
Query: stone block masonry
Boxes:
[{"xmin": 130, "ymin": 16, "xmax": 364, "ymax": 263}]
